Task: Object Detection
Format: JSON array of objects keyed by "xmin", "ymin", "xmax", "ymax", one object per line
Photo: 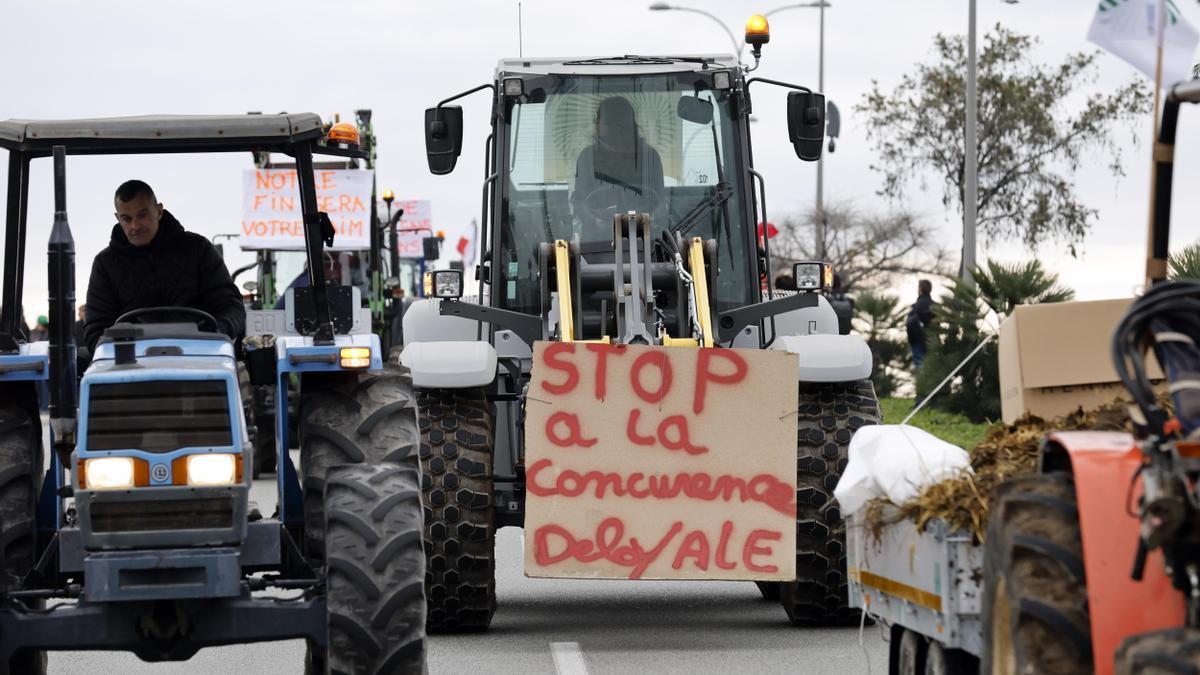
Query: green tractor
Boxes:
[{"xmin": 235, "ymin": 110, "xmax": 438, "ymax": 476}]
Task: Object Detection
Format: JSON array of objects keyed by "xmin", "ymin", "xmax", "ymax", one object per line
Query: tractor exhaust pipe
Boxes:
[{"xmin": 47, "ymin": 146, "xmax": 77, "ymax": 463}]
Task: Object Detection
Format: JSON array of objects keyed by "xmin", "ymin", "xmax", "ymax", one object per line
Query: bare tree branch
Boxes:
[{"xmin": 772, "ymin": 201, "xmax": 950, "ymax": 292}]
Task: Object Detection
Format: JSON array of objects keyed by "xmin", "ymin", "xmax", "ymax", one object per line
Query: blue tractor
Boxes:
[{"xmin": 0, "ymin": 115, "xmax": 426, "ymax": 673}]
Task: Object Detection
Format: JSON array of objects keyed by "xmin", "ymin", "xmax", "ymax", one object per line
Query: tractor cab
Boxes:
[
  {"xmin": 416, "ymin": 49, "xmax": 835, "ymax": 353},
  {"xmin": 491, "ymin": 58, "xmax": 757, "ymax": 330}
]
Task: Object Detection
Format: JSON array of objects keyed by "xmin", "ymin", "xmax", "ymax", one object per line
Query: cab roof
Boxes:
[
  {"xmin": 0, "ymin": 113, "xmax": 326, "ymax": 156},
  {"xmin": 496, "ymin": 54, "xmax": 739, "ymax": 77}
]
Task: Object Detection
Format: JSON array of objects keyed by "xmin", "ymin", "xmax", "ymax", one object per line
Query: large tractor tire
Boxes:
[
  {"xmin": 1117, "ymin": 628, "xmax": 1200, "ymax": 675},
  {"xmin": 0, "ymin": 395, "xmax": 46, "ymax": 675},
  {"xmin": 416, "ymin": 388, "xmax": 496, "ymax": 632},
  {"xmin": 779, "ymin": 380, "xmax": 880, "ymax": 626},
  {"xmin": 299, "ymin": 364, "xmax": 420, "ymax": 560},
  {"xmin": 317, "ymin": 463, "xmax": 426, "ymax": 675},
  {"xmin": 981, "ymin": 472, "xmax": 1091, "ymax": 675},
  {"xmin": 238, "ymin": 367, "xmax": 275, "ymax": 478},
  {"xmin": 890, "ymin": 624, "xmax": 926, "ymax": 675},
  {"xmin": 251, "ymin": 385, "xmax": 278, "ymax": 476}
]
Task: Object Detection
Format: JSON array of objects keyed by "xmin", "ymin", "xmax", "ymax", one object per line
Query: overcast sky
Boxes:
[{"xmin": 2, "ymin": 0, "xmax": 1199, "ymax": 321}]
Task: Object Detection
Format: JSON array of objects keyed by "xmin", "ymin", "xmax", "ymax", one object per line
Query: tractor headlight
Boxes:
[
  {"xmin": 187, "ymin": 453, "xmax": 238, "ymax": 486},
  {"xmin": 85, "ymin": 457, "xmax": 136, "ymax": 490}
]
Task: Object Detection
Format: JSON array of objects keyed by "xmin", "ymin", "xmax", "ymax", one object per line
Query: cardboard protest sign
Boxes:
[
  {"xmin": 524, "ymin": 342, "xmax": 799, "ymax": 580},
  {"xmin": 390, "ymin": 199, "xmax": 434, "ymax": 259},
  {"xmin": 241, "ymin": 169, "xmax": 373, "ymax": 250}
]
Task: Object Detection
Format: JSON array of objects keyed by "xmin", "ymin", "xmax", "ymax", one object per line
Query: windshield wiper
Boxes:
[
  {"xmin": 672, "ymin": 181, "xmax": 733, "ymax": 238},
  {"xmin": 561, "ymin": 55, "xmax": 717, "ymax": 67}
]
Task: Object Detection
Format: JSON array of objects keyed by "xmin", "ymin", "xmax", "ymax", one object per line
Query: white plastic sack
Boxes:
[{"xmin": 833, "ymin": 424, "xmax": 972, "ymax": 517}]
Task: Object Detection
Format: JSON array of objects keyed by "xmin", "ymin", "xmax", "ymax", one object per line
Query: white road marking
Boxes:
[{"xmin": 550, "ymin": 641, "xmax": 590, "ymax": 675}]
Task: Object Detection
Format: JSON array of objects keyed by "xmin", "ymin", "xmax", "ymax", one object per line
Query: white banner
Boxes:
[
  {"xmin": 1088, "ymin": 0, "xmax": 1200, "ymax": 86},
  {"xmin": 241, "ymin": 169, "xmax": 374, "ymax": 250}
]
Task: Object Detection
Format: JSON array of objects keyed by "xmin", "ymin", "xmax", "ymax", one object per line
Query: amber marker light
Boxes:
[
  {"xmin": 340, "ymin": 347, "xmax": 371, "ymax": 369},
  {"xmin": 328, "ymin": 122, "xmax": 361, "ymax": 146},
  {"xmin": 745, "ymin": 14, "xmax": 770, "ymax": 45}
]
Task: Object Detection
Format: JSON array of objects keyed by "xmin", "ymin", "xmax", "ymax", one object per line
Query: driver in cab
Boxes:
[
  {"xmin": 572, "ymin": 97, "xmax": 666, "ymax": 235},
  {"xmin": 83, "ymin": 180, "xmax": 246, "ymax": 352}
]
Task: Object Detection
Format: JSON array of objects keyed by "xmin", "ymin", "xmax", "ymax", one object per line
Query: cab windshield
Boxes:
[
  {"xmin": 269, "ymin": 250, "xmax": 371, "ymax": 308},
  {"xmin": 498, "ymin": 72, "xmax": 752, "ymax": 315}
]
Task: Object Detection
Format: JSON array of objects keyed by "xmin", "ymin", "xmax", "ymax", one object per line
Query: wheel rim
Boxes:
[
  {"xmin": 924, "ymin": 641, "xmax": 944, "ymax": 675},
  {"xmin": 991, "ymin": 575, "xmax": 1016, "ymax": 675},
  {"xmin": 899, "ymin": 629, "xmax": 921, "ymax": 675}
]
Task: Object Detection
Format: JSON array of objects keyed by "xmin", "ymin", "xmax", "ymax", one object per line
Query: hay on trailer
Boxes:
[{"xmin": 861, "ymin": 398, "xmax": 1147, "ymax": 542}]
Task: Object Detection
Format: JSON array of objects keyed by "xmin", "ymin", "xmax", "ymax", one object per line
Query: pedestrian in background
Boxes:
[
  {"xmin": 826, "ymin": 273, "xmax": 854, "ymax": 335},
  {"xmin": 73, "ymin": 305, "xmax": 87, "ymax": 347},
  {"xmin": 74, "ymin": 305, "xmax": 91, "ymax": 369},
  {"xmin": 29, "ymin": 316, "xmax": 49, "ymax": 342},
  {"xmin": 906, "ymin": 279, "xmax": 935, "ymax": 369},
  {"xmin": 774, "ymin": 274, "xmax": 797, "ymax": 291}
]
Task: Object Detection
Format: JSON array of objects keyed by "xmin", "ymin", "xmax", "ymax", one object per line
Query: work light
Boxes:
[
  {"xmin": 427, "ymin": 270, "xmax": 464, "ymax": 299},
  {"xmin": 793, "ymin": 261, "xmax": 833, "ymax": 292}
]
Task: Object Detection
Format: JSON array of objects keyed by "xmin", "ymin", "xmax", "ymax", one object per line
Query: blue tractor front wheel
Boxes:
[
  {"xmin": 298, "ymin": 364, "xmax": 421, "ymax": 560},
  {"xmin": 0, "ymin": 391, "xmax": 46, "ymax": 675}
]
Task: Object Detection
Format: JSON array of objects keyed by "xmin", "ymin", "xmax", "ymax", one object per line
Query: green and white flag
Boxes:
[{"xmin": 1087, "ymin": 0, "xmax": 1199, "ymax": 85}]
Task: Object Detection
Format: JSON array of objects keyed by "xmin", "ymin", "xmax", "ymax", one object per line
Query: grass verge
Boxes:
[{"xmin": 879, "ymin": 397, "xmax": 993, "ymax": 450}]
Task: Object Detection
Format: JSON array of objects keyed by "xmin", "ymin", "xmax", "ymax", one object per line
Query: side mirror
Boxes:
[
  {"xmin": 422, "ymin": 235, "xmax": 441, "ymax": 261},
  {"xmin": 677, "ymin": 96, "xmax": 713, "ymax": 125},
  {"xmin": 424, "ymin": 105, "xmax": 464, "ymax": 175},
  {"xmin": 787, "ymin": 91, "xmax": 825, "ymax": 162}
]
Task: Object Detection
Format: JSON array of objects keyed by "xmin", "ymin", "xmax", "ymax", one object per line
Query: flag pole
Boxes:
[{"xmin": 1145, "ymin": 0, "xmax": 1168, "ymax": 287}]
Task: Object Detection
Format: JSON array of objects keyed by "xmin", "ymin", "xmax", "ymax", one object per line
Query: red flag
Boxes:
[
  {"xmin": 757, "ymin": 222, "xmax": 779, "ymax": 240},
  {"xmin": 455, "ymin": 222, "xmax": 478, "ymax": 265}
]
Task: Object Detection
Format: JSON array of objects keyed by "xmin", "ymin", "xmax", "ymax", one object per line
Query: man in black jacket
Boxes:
[
  {"xmin": 906, "ymin": 279, "xmax": 935, "ymax": 369},
  {"xmin": 83, "ymin": 180, "xmax": 245, "ymax": 351}
]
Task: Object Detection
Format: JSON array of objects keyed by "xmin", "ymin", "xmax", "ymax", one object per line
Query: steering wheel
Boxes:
[
  {"xmin": 115, "ymin": 306, "xmax": 220, "ymax": 333},
  {"xmin": 581, "ymin": 185, "xmax": 665, "ymax": 227}
]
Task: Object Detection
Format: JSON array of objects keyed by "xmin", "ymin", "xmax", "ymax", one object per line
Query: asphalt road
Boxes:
[{"xmin": 43, "ymin": 457, "xmax": 889, "ymax": 674}]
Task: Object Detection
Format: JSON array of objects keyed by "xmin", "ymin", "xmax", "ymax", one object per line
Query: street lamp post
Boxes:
[
  {"xmin": 764, "ymin": 2, "xmax": 830, "ymax": 259},
  {"xmin": 382, "ymin": 189, "xmax": 398, "ymax": 281},
  {"xmin": 964, "ymin": 0, "xmax": 978, "ymax": 283},
  {"xmin": 964, "ymin": 0, "xmax": 1018, "ymax": 282},
  {"xmin": 648, "ymin": 2, "xmax": 742, "ymax": 57}
]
